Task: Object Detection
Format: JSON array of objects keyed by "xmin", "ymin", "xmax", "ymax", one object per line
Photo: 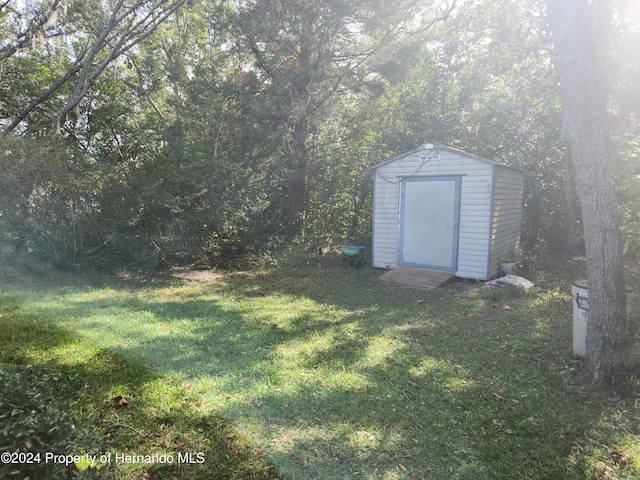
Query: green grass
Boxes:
[
  {"xmin": 2, "ymin": 251, "xmax": 640, "ymax": 479},
  {"xmin": 0, "ymin": 292, "xmax": 281, "ymax": 479}
]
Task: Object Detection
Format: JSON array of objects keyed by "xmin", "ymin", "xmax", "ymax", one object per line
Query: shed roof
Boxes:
[{"xmin": 371, "ymin": 142, "xmax": 523, "ymax": 174}]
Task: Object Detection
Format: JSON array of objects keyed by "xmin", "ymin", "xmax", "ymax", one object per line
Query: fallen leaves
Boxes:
[
  {"xmin": 611, "ymin": 451, "xmax": 631, "ymax": 464},
  {"xmin": 112, "ymin": 395, "xmax": 130, "ymax": 408}
]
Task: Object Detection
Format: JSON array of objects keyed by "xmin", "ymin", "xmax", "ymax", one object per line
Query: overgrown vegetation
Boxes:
[
  {"xmin": 1, "ymin": 251, "xmax": 640, "ymax": 479},
  {"xmin": 0, "ymin": 366, "xmax": 105, "ymax": 480},
  {"xmin": 1, "ymin": 1, "xmax": 638, "ymax": 269}
]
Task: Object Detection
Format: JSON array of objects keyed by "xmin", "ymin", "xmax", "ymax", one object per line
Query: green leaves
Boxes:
[{"xmin": 0, "ymin": 367, "xmax": 105, "ymax": 480}]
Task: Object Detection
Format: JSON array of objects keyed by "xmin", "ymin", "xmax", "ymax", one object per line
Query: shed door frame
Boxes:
[{"xmin": 399, "ymin": 175, "xmax": 461, "ymax": 272}]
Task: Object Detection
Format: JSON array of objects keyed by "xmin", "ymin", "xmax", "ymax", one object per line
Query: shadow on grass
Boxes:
[
  {"xmin": 5, "ymin": 254, "xmax": 636, "ymax": 479},
  {"xmin": 0, "ymin": 300, "xmax": 281, "ymax": 480}
]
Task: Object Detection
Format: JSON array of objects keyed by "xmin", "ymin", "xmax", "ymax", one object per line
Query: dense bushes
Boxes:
[
  {"xmin": 0, "ymin": 137, "xmax": 97, "ymax": 265},
  {"xmin": 0, "ymin": 129, "xmax": 373, "ymax": 270},
  {"xmin": 0, "ymin": 135, "xmax": 260, "ymax": 269}
]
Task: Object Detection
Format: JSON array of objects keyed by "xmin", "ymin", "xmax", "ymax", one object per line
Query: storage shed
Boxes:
[{"xmin": 372, "ymin": 143, "xmax": 524, "ymax": 280}]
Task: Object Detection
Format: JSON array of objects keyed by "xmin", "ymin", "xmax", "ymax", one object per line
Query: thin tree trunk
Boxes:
[
  {"xmin": 286, "ymin": 39, "xmax": 312, "ymax": 238},
  {"xmin": 287, "ymin": 112, "xmax": 308, "ymax": 236},
  {"xmin": 545, "ymin": 0, "xmax": 629, "ymax": 388},
  {"xmin": 562, "ymin": 144, "xmax": 578, "ymax": 254}
]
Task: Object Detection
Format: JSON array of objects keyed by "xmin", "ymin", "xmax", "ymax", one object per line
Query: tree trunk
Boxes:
[
  {"xmin": 285, "ymin": 38, "xmax": 312, "ymax": 239},
  {"xmin": 545, "ymin": 0, "xmax": 630, "ymax": 388},
  {"xmin": 287, "ymin": 112, "xmax": 309, "ymax": 237},
  {"xmin": 562, "ymin": 144, "xmax": 579, "ymax": 254}
]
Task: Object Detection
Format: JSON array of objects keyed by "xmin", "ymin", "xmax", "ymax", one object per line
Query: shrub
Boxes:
[{"xmin": 0, "ymin": 366, "xmax": 105, "ymax": 480}]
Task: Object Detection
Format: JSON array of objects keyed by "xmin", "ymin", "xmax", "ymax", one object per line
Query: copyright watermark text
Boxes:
[{"xmin": 1, "ymin": 450, "xmax": 206, "ymax": 467}]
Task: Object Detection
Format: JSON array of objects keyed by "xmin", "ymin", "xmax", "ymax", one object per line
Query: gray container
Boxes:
[{"xmin": 571, "ymin": 280, "xmax": 635, "ymax": 356}]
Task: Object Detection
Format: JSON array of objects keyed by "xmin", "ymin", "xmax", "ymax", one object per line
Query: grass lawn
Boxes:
[{"xmin": 2, "ymin": 250, "xmax": 640, "ymax": 479}]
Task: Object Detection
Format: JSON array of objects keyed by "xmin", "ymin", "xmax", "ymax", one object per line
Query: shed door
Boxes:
[{"xmin": 399, "ymin": 177, "xmax": 460, "ymax": 271}]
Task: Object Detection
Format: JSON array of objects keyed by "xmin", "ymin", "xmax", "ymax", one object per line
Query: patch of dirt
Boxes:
[{"xmin": 170, "ymin": 266, "xmax": 224, "ymax": 283}]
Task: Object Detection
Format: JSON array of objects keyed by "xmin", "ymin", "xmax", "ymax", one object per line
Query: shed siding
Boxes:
[
  {"xmin": 372, "ymin": 149, "xmax": 494, "ymax": 278},
  {"xmin": 489, "ymin": 166, "xmax": 525, "ymax": 277},
  {"xmin": 372, "ymin": 144, "xmax": 524, "ymax": 281}
]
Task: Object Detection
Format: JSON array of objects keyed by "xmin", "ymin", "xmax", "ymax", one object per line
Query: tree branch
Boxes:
[
  {"xmin": 54, "ymin": 0, "xmax": 188, "ymax": 133},
  {"xmin": 1, "ymin": 0, "xmax": 187, "ymax": 136},
  {"xmin": 0, "ymin": 0, "xmax": 64, "ymax": 64},
  {"xmin": 407, "ymin": 0, "xmax": 459, "ymax": 36}
]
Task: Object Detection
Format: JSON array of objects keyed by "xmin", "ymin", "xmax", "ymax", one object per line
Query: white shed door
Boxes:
[{"xmin": 399, "ymin": 177, "xmax": 460, "ymax": 271}]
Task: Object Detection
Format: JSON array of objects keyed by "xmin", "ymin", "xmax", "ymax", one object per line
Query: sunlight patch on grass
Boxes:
[
  {"xmin": 408, "ymin": 356, "xmax": 455, "ymax": 376},
  {"xmin": 42, "ymin": 342, "xmax": 100, "ymax": 366},
  {"xmin": 360, "ymin": 336, "xmax": 406, "ymax": 367}
]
